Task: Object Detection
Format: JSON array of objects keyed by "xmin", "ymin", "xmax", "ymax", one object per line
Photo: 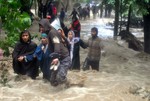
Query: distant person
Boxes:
[
  {"xmin": 87, "ymin": 5, "xmax": 90, "ymax": 18},
  {"xmin": 82, "ymin": 7, "xmax": 88, "ymax": 20},
  {"xmin": 83, "ymin": 27, "xmax": 104, "ymax": 71},
  {"xmin": 70, "ymin": 16, "xmax": 81, "ymax": 37},
  {"xmin": 47, "ymin": 2, "xmax": 53, "ymax": 18},
  {"xmin": 78, "ymin": 6, "xmax": 83, "ymax": 20},
  {"xmin": 39, "ymin": 18, "xmax": 71, "ymax": 86},
  {"xmin": 70, "ymin": 8, "xmax": 79, "ymax": 20},
  {"xmin": 59, "ymin": 8, "xmax": 65, "ymax": 22},
  {"xmin": 12, "ymin": 30, "xmax": 39, "ymax": 79},
  {"xmin": 67, "ymin": 30, "xmax": 87, "ymax": 70},
  {"xmin": 51, "ymin": 4, "xmax": 57, "ymax": 22},
  {"xmin": 48, "ymin": 3, "xmax": 57, "ymax": 23},
  {"xmin": 92, "ymin": 5, "xmax": 96, "ymax": 19},
  {"xmin": 42, "ymin": 0, "xmax": 48, "ymax": 18}
]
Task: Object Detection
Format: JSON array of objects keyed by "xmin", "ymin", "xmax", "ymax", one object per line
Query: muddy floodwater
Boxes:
[{"xmin": 1, "ymin": 18, "xmax": 150, "ymax": 101}]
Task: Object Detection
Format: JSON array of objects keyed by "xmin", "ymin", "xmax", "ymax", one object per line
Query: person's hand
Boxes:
[
  {"xmin": 61, "ymin": 30, "xmax": 65, "ymax": 38},
  {"xmin": 51, "ymin": 58, "xmax": 59, "ymax": 65},
  {"xmin": 18, "ymin": 56, "xmax": 24, "ymax": 62}
]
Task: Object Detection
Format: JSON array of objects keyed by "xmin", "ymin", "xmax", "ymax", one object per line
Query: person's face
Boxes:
[
  {"xmin": 58, "ymin": 29, "xmax": 62, "ymax": 34},
  {"xmin": 58, "ymin": 29, "xmax": 65, "ymax": 37},
  {"xmin": 91, "ymin": 30, "xmax": 97, "ymax": 37},
  {"xmin": 68, "ymin": 32, "xmax": 73, "ymax": 40},
  {"xmin": 22, "ymin": 32, "xmax": 30, "ymax": 42},
  {"xmin": 39, "ymin": 25, "xmax": 45, "ymax": 33},
  {"xmin": 41, "ymin": 37, "xmax": 48, "ymax": 45}
]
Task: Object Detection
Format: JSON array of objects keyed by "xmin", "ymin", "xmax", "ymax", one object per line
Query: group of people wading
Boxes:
[{"xmin": 12, "ymin": 5, "xmax": 104, "ymax": 87}]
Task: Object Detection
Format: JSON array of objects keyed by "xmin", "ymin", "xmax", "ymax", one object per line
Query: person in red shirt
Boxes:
[{"xmin": 70, "ymin": 17, "xmax": 81, "ymax": 38}]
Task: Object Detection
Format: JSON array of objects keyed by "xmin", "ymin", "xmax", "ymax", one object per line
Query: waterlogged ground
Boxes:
[{"xmin": 1, "ymin": 17, "xmax": 150, "ymax": 101}]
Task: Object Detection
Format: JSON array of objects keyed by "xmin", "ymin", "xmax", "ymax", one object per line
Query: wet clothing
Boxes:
[
  {"xmin": 47, "ymin": 28, "xmax": 69, "ymax": 59},
  {"xmin": 83, "ymin": 58, "xmax": 99, "ymax": 71},
  {"xmin": 39, "ymin": 19, "xmax": 70, "ymax": 58},
  {"xmin": 83, "ymin": 36, "xmax": 103, "ymax": 71},
  {"xmin": 12, "ymin": 33, "xmax": 38, "ymax": 79},
  {"xmin": 26, "ymin": 44, "xmax": 51, "ymax": 81},
  {"xmin": 39, "ymin": 19, "xmax": 71, "ymax": 86},
  {"xmin": 87, "ymin": 36, "xmax": 103, "ymax": 61},
  {"xmin": 50, "ymin": 56, "xmax": 71, "ymax": 86},
  {"xmin": 68, "ymin": 37, "xmax": 87, "ymax": 70},
  {"xmin": 71, "ymin": 40, "xmax": 87, "ymax": 70}
]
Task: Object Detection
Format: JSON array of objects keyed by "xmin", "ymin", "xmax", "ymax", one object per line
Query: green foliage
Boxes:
[
  {"xmin": 0, "ymin": 0, "xmax": 31, "ymax": 56},
  {"xmin": 119, "ymin": 0, "xmax": 148, "ymax": 18},
  {"xmin": 107, "ymin": 0, "xmax": 115, "ymax": 5},
  {"xmin": 135, "ymin": 0, "xmax": 150, "ymax": 15}
]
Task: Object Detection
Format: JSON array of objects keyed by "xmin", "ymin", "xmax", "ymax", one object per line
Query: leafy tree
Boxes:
[
  {"xmin": 136, "ymin": 0, "xmax": 150, "ymax": 53},
  {"xmin": 119, "ymin": 0, "xmax": 150, "ymax": 53},
  {"xmin": 0, "ymin": 0, "xmax": 31, "ymax": 56}
]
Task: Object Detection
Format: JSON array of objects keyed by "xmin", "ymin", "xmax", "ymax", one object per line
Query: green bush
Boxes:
[{"xmin": 0, "ymin": 0, "xmax": 31, "ymax": 56}]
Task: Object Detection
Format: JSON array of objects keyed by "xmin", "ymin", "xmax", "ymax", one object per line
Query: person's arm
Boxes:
[
  {"xmin": 81, "ymin": 38, "xmax": 89, "ymax": 48},
  {"xmin": 79, "ymin": 39, "xmax": 88, "ymax": 49},
  {"xmin": 99, "ymin": 39, "xmax": 104, "ymax": 50},
  {"xmin": 12, "ymin": 43, "xmax": 26, "ymax": 62},
  {"xmin": 25, "ymin": 44, "xmax": 43, "ymax": 62},
  {"xmin": 49, "ymin": 30, "xmax": 61, "ymax": 65},
  {"xmin": 99, "ymin": 39, "xmax": 105, "ymax": 56},
  {"xmin": 12, "ymin": 43, "xmax": 20, "ymax": 60}
]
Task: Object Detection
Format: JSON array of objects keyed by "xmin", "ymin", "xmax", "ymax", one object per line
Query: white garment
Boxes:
[
  {"xmin": 43, "ymin": 44, "xmax": 48, "ymax": 53},
  {"xmin": 67, "ymin": 37, "xmax": 80, "ymax": 61}
]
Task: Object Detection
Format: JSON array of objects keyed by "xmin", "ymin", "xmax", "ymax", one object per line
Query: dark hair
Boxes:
[
  {"xmin": 20, "ymin": 30, "xmax": 31, "ymax": 43},
  {"xmin": 91, "ymin": 27, "xmax": 98, "ymax": 35}
]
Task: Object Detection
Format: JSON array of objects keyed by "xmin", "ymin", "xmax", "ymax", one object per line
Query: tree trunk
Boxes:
[
  {"xmin": 114, "ymin": 0, "xmax": 120, "ymax": 40},
  {"xmin": 34, "ymin": 0, "xmax": 37, "ymax": 15},
  {"xmin": 37, "ymin": 0, "xmax": 42, "ymax": 18},
  {"xmin": 59, "ymin": 0, "xmax": 70, "ymax": 12},
  {"xmin": 126, "ymin": 5, "xmax": 131, "ymax": 32},
  {"xmin": 65, "ymin": 0, "xmax": 69, "ymax": 12},
  {"xmin": 119, "ymin": 0, "xmax": 122, "ymax": 32},
  {"xmin": 143, "ymin": 9, "xmax": 150, "ymax": 54}
]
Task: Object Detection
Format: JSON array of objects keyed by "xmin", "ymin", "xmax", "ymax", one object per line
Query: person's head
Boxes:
[
  {"xmin": 58, "ymin": 29, "xmax": 62, "ymax": 35},
  {"xmin": 61, "ymin": 8, "xmax": 64, "ymax": 11},
  {"xmin": 20, "ymin": 30, "xmax": 31, "ymax": 43},
  {"xmin": 68, "ymin": 30, "xmax": 75, "ymax": 40},
  {"xmin": 39, "ymin": 19, "xmax": 51, "ymax": 34},
  {"xmin": 41, "ymin": 33, "xmax": 48, "ymax": 45},
  {"xmin": 91, "ymin": 27, "xmax": 98, "ymax": 38},
  {"xmin": 73, "ymin": 8, "xmax": 76, "ymax": 11}
]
